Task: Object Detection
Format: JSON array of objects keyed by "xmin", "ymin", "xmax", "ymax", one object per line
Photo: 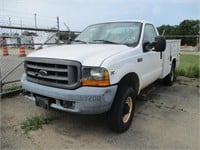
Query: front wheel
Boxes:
[{"xmin": 108, "ymin": 86, "xmax": 135, "ymax": 133}]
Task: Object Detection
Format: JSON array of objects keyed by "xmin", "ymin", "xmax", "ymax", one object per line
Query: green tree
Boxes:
[
  {"xmin": 22, "ymin": 31, "xmax": 37, "ymax": 36},
  {"xmin": 57, "ymin": 31, "xmax": 77, "ymax": 43},
  {"xmin": 14, "ymin": 33, "xmax": 19, "ymax": 36},
  {"xmin": 157, "ymin": 19, "xmax": 200, "ymax": 46},
  {"xmin": 157, "ymin": 25, "xmax": 179, "ymax": 36},
  {"xmin": 178, "ymin": 20, "xmax": 199, "ymax": 46}
]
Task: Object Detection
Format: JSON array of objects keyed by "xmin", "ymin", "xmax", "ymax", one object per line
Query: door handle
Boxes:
[{"xmin": 137, "ymin": 58, "xmax": 143, "ymax": 62}]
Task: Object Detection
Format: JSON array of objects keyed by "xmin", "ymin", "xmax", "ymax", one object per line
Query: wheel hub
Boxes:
[
  {"xmin": 124, "ymin": 103, "xmax": 129, "ymax": 114},
  {"xmin": 122, "ymin": 96, "xmax": 133, "ymax": 123}
]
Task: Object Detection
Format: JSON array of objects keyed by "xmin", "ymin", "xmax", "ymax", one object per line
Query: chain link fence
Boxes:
[
  {"xmin": 0, "ymin": 16, "xmax": 82, "ymax": 98},
  {"xmin": 0, "ymin": 48, "xmax": 29, "ymax": 98}
]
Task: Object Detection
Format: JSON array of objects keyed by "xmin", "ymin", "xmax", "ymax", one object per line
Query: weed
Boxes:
[
  {"xmin": 150, "ymin": 100, "xmax": 155, "ymax": 103},
  {"xmin": 4, "ymin": 83, "xmax": 21, "ymax": 92},
  {"xmin": 178, "ymin": 82, "xmax": 189, "ymax": 86},
  {"xmin": 178, "ymin": 108, "xmax": 187, "ymax": 112},
  {"xmin": 20, "ymin": 115, "xmax": 51, "ymax": 133},
  {"xmin": 164, "ymin": 105, "xmax": 172, "ymax": 109},
  {"xmin": 155, "ymin": 104, "xmax": 162, "ymax": 109},
  {"xmin": 171, "ymin": 105, "xmax": 176, "ymax": 109}
]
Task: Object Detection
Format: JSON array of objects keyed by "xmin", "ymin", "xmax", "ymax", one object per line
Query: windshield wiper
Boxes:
[
  {"xmin": 92, "ymin": 39, "xmax": 135, "ymax": 47},
  {"xmin": 126, "ymin": 42, "xmax": 138, "ymax": 47},
  {"xmin": 92, "ymin": 39, "xmax": 120, "ymax": 45},
  {"xmin": 73, "ymin": 40, "xmax": 87, "ymax": 44},
  {"xmin": 74, "ymin": 39, "xmax": 136, "ymax": 47}
]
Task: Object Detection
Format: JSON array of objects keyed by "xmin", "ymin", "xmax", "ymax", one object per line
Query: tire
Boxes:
[
  {"xmin": 163, "ymin": 65, "xmax": 175, "ymax": 86},
  {"xmin": 108, "ymin": 86, "xmax": 135, "ymax": 133}
]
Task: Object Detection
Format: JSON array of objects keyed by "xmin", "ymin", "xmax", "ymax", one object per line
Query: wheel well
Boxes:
[
  {"xmin": 118, "ymin": 73, "xmax": 139, "ymax": 94},
  {"xmin": 172, "ymin": 59, "xmax": 176, "ymax": 68}
]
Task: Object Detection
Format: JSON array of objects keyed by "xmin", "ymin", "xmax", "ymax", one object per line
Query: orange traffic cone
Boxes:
[
  {"xmin": 2, "ymin": 46, "xmax": 9, "ymax": 56},
  {"xmin": 19, "ymin": 45, "xmax": 26, "ymax": 57}
]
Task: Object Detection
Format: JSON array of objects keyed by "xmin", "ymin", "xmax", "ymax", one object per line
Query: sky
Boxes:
[{"xmin": 0, "ymin": 0, "xmax": 199, "ymax": 31}]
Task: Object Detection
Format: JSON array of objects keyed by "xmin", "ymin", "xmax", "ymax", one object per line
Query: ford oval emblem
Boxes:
[{"xmin": 38, "ymin": 70, "xmax": 48, "ymax": 76}]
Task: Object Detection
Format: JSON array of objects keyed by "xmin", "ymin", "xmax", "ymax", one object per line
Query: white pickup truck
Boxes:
[{"xmin": 21, "ymin": 20, "xmax": 180, "ymax": 132}]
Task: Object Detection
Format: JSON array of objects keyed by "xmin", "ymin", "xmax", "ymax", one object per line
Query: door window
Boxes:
[{"xmin": 143, "ymin": 24, "xmax": 157, "ymax": 43}]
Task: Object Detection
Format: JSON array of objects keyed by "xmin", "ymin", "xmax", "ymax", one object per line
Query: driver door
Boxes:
[{"xmin": 140, "ymin": 24, "xmax": 163, "ymax": 88}]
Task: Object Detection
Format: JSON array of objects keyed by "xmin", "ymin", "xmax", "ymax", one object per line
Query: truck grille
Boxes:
[{"xmin": 25, "ymin": 57, "xmax": 81, "ymax": 89}]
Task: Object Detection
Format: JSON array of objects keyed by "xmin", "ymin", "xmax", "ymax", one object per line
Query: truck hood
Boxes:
[{"xmin": 27, "ymin": 44, "xmax": 131, "ymax": 66}]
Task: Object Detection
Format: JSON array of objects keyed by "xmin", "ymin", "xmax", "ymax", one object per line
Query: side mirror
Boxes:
[
  {"xmin": 143, "ymin": 36, "xmax": 166, "ymax": 52},
  {"xmin": 143, "ymin": 41, "xmax": 152, "ymax": 52},
  {"xmin": 153, "ymin": 36, "xmax": 166, "ymax": 52}
]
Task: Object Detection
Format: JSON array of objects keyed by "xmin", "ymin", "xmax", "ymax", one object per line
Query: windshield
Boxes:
[{"xmin": 74, "ymin": 22, "xmax": 142, "ymax": 46}]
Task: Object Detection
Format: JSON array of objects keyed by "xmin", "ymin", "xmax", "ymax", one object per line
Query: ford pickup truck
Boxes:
[{"xmin": 21, "ymin": 20, "xmax": 180, "ymax": 132}]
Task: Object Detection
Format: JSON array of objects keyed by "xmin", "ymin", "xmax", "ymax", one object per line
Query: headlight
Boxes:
[{"xmin": 82, "ymin": 67, "xmax": 110, "ymax": 87}]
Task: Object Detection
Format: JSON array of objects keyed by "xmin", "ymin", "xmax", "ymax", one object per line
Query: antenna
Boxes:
[{"xmin": 162, "ymin": 29, "xmax": 165, "ymax": 36}]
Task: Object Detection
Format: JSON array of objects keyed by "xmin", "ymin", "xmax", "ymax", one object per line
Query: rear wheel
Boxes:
[
  {"xmin": 163, "ymin": 64, "xmax": 175, "ymax": 86},
  {"xmin": 108, "ymin": 86, "xmax": 135, "ymax": 133}
]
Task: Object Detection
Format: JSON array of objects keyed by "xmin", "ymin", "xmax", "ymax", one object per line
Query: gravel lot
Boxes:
[{"xmin": 1, "ymin": 77, "xmax": 199, "ymax": 150}]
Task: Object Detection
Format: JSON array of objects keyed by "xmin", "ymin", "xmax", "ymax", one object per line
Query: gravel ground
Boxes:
[{"xmin": 0, "ymin": 76, "xmax": 199, "ymax": 150}]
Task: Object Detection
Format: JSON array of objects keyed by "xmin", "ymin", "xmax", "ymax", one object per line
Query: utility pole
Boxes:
[
  {"xmin": 9, "ymin": 17, "xmax": 12, "ymax": 35},
  {"xmin": 57, "ymin": 16, "xmax": 59, "ymax": 31},
  {"xmin": 34, "ymin": 13, "xmax": 37, "ymax": 35},
  {"xmin": 20, "ymin": 20, "xmax": 22, "ymax": 35},
  {"xmin": 34, "ymin": 13, "xmax": 37, "ymax": 29},
  {"xmin": 57, "ymin": 16, "xmax": 60, "ymax": 44}
]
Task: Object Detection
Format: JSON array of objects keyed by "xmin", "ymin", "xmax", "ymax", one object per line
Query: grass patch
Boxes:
[
  {"xmin": 176, "ymin": 54, "xmax": 200, "ymax": 78},
  {"xmin": 20, "ymin": 115, "xmax": 51, "ymax": 133},
  {"xmin": 4, "ymin": 83, "xmax": 21, "ymax": 92},
  {"xmin": 150, "ymin": 100, "xmax": 155, "ymax": 103}
]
